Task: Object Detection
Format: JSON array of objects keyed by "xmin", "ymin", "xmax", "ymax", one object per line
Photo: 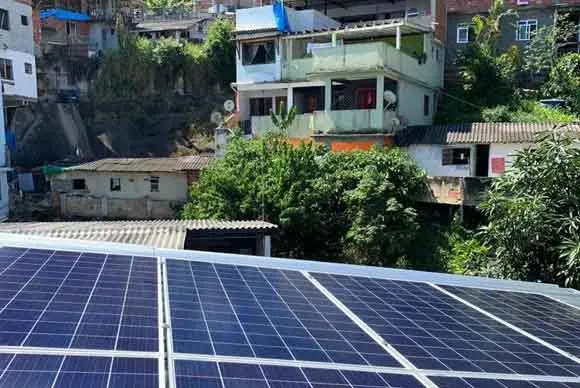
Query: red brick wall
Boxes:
[{"xmin": 435, "ymin": 0, "xmax": 447, "ymax": 42}]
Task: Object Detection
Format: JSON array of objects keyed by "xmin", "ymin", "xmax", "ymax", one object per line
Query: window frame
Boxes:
[
  {"xmin": 517, "ymin": 0, "xmax": 529, "ymax": 5},
  {"xmin": 24, "ymin": 62, "xmax": 33, "ymax": 75},
  {"xmin": 0, "ymin": 9, "xmax": 9, "ymax": 31},
  {"xmin": 20, "ymin": 15, "xmax": 28, "ymax": 26},
  {"xmin": 0, "ymin": 58, "xmax": 14, "ymax": 81},
  {"xmin": 241, "ymin": 40, "xmax": 276, "ymax": 66},
  {"xmin": 423, "ymin": 95, "xmax": 430, "ymax": 117},
  {"xmin": 150, "ymin": 176, "xmax": 160, "ymax": 193},
  {"xmin": 456, "ymin": 24, "xmax": 469, "ymax": 44},
  {"xmin": 516, "ymin": 19, "xmax": 538, "ymax": 41},
  {"xmin": 72, "ymin": 178, "xmax": 87, "ymax": 190},
  {"xmin": 110, "ymin": 177, "xmax": 121, "ymax": 192},
  {"xmin": 442, "ymin": 147, "xmax": 471, "ymax": 166}
]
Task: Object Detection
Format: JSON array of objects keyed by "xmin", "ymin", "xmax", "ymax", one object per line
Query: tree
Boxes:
[
  {"xmin": 544, "ymin": 53, "xmax": 580, "ymax": 114},
  {"xmin": 182, "ymin": 134, "xmax": 426, "ymax": 266},
  {"xmin": 478, "ymin": 130, "xmax": 580, "ymax": 287},
  {"xmin": 270, "ymin": 104, "xmax": 297, "ymax": 133},
  {"xmin": 203, "ymin": 18, "xmax": 236, "ymax": 90}
]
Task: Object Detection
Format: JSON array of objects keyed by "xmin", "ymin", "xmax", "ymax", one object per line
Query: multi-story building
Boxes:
[{"xmin": 234, "ymin": 2, "xmax": 445, "ymax": 150}]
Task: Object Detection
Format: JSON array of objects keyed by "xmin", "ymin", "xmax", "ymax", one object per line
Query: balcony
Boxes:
[
  {"xmin": 251, "ymin": 109, "xmax": 398, "ymax": 138},
  {"xmin": 283, "ymin": 41, "xmax": 442, "ymax": 87}
]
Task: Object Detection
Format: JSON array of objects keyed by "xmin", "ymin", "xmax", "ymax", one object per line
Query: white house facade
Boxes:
[{"xmin": 233, "ymin": 3, "xmax": 444, "ymax": 150}]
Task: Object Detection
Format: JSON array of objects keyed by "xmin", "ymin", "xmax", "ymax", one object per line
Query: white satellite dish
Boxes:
[
  {"xmin": 384, "ymin": 91, "xmax": 397, "ymax": 106},
  {"xmin": 223, "ymin": 100, "xmax": 235, "ymax": 113},
  {"xmin": 210, "ymin": 111, "xmax": 223, "ymax": 125},
  {"xmin": 392, "ymin": 117, "xmax": 401, "ymax": 127}
]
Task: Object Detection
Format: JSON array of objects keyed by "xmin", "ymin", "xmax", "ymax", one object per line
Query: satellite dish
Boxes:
[
  {"xmin": 384, "ymin": 91, "xmax": 397, "ymax": 106},
  {"xmin": 223, "ymin": 100, "xmax": 235, "ymax": 113},
  {"xmin": 392, "ymin": 117, "xmax": 401, "ymax": 127},
  {"xmin": 210, "ymin": 111, "xmax": 223, "ymax": 125}
]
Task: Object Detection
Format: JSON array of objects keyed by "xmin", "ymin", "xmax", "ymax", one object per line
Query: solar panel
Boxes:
[
  {"xmin": 166, "ymin": 259, "xmax": 401, "ymax": 366},
  {"xmin": 0, "ymin": 247, "xmax": 159, "ymax": 352},
  {"xmin": 0, "ymin": 353, "xmax": 159, "ymax": 388},
  {"xmin": 440, "ymin": 286, "xmax": 580, "ymax": 359},
  {"xmin": 311, "ymin": 273, "xmax": 580, "ymax": 377},
  {"xmin": 429, "ymin": 376, "xmax": 580, "ymax": 388},
  {"xmin": 173, "ymin": 360, "xmax": 425, "ymax": 388}
]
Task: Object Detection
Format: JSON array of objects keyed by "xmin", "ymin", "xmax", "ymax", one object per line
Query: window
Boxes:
[
  {"xmin": 516, "ymin": 20, "xmax": 537, "ymax": 41},
  {"xmin": 0, "ymin": 9, "xmax": 9, "ymax": 31},
  {"xmin": 242, "ymin": 40, "xmax": 276, "ymax": 65},
  {"xmin": 110, "ymin": 177, "xmax": 121, "ymax": 191},
  {"xmin": 24, "ymin": 62, "xmax": 32, "ymax": 74},
  {"xmin": 21, "ymin": 15, "xmax": 28, "ymax": 26},
  {"xmin": 423, "ymin": 95, "xmax": 430, "ymax": 116},
  {"xmin": 66, "ymin": 21, "xmax": 78, "ymax": 37},
  {"xmin": 249, "ymin": 98, "xmax": 273, "ymax": 116},
  {"xmin": 150, "ymin": 176, "xmax": 160, "ymax": 192},
  {"xmin": 456, "ymin": 23, "xmax": 475, "ymax": 44},
  {"xmin": 72, "ymin": 179, "xmax": 86, "ymax": 190},
  {"xmin": 102, "ymin": 28, "xmax": 107, "ymax": 42},
  {"xmin": 442, "ymin": 148, "xmax": 471, "ymax": 165},
  {"xmin": 406, "ymin": 8, "xmax": 419, "ymax": 17},
  {"xmin": 0, "ymin": 58, "xmax": 13, "ymax": 81}
]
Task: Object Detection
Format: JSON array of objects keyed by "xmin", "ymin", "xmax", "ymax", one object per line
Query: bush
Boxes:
[{"xmin": 544, "ymin": 53, "xmax": 580, "ymax": 114}]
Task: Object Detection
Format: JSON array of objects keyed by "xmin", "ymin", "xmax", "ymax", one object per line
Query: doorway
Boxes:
[{"xmin": 475, "ymin": 144, "xmax": 490, "ymax": 177}]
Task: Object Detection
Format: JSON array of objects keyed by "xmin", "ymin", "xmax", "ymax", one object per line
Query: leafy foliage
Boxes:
[
  {"xmin": 479, "ymin": 131, "xmax": 580, "ymax": 287},
  {"xmin": 182, "ymin": 134, "xmax": 426, "ymax": 267},
  {"xmin": 270, "ymin": 105, "xmax": 297, "ymax": 133},
  {"xmin": 92, "ymin": 18, "xmax": 234, "ymax": 103},
  {"xmin": 543, "ymin": 53, "xmax": 580, "ymax": 114},
  {"xmin": 481, "ymin": 101, "xmax": 576, "ymax": 123}
]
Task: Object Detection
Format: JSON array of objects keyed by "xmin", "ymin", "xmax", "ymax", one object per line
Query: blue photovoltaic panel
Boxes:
[
  {"xmin": 430, "ymin": 376, "xmax": 580, "ymax": 388},
  {"xmin": 0, "ymin": 353, "xmax": 158, "ymax": 388},
  {"xmin": 166, "ymin": 259, "xmax": 401, "ymax": 367},
  {"xmin": 174, "ymin": 360, "xmax": 425, "ymax": 388},
  {"xmin": 312, "ymin": 273, "xmax": 580, "ymax": 377},
  {"xmin": 441, "ymin": 285, "xmax": 580, "ymax": 359},
  {"xmin": 0, "ymin": 247, "xmax": 158, "ymax": 352}
]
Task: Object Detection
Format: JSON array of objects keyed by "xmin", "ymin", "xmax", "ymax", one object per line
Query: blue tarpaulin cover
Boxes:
[
  {"xmin": 273, "ymin": 0, "xmax": 291, "ymax": 32},
  {"xmin": 40, "ymin": 8, "xmax": 91, "ymax": 22}
]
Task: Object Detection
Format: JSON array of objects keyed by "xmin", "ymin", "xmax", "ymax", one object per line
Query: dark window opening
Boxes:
[
  {"xmin": 24, "ymin": 62, "xmax": 33, "ymax": 74},
  {"xmin": 110, "ymin": 177, "xmax": 121, "ymax": 191},
  {"xmin": 424, "ymin": 95, "xmax": 430, "ymax": 116},
  {"xmin": 293, "ymin": 86, "xmax": 324, "ymax": 113},
  {"xmin": 21, "ymin": 15, "xmax": 28, "ymax": 26},
  {"xmin": 0, "ymin": 9, "xmax": 9, "ymax": 31},
  {"xmin": 72, "ymin": 179, "xmax": 86, "ymax": 190},
  {"xmin": 150, "ymin": 176, "xmax": 160, "ymax": 192},
  {"xmin": 332, "ymin": 79, "xmax": 377, "ymax": 111},
  {"xmin": 249, "ymin": 98, "xmax": 273, "ymax": 116},
  {"xmin": 242, "ymin": 40, "xmax": 276, "ymax": 65},
  {"xmin": 275, "ymin": 96, "xmax": 287, "ymax": 114},
  {"xmin": 0, "ymin": 58, "xmax": 14, "ymax": 81},
  {"xmin": 442, "ymin": 148, "xmax": 471, "ymax": 165}
]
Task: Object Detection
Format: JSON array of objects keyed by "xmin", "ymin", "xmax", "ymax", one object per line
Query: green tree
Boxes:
[
  {"xmin": 544, "ymin": 53, "xmax": 580, "ymax": 114},
  {"xmin": 270, "ymin": 104, "xmax": 297, "ymax": 133},
  {"xmin": 182, "ymin": 134, "xmax": 426, "ymax": 266},
  {"xmin": 203, "ymin": 18, "xmax": 236, "ymax": 90},
  {"xmin": 479, "ymin": 130, "xmax": 580, "ymax": 287}
]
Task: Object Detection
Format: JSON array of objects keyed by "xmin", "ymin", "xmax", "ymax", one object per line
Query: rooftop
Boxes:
[
  {"xmin": 397, "ymin": 123, "xmax": 580, "ymax": 145},
  {"xmin": 65, "ymin": 155, "xmax": 213, "ymax": 173},
  {"xmin": 0, "ymin": 220, "xmax": 278, "ymax": 249}
]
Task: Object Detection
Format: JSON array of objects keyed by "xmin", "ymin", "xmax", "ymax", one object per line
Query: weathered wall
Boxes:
[
  {"xmin": 58, "ymin": 195, "xmax": 182, "ymax": 219},
  {"xmin": 407, "ymin": 144, "xmax": 475, "ymax": 177},
  {"xmin": 3, "ymin": 0, "xmax": 34, "ymax": 55}
]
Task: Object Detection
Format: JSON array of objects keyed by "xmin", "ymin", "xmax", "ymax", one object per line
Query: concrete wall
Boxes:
[
  {"xmin": 52, "ymin": 171, "xmax": 189, "ymax": 201},
  {"xmin": 236, "ymin": 44, "xmax": 282, "ymax": 84},
  {"xmin": 236, "ymin": 5, "xmax": 339, "ymax": 33},
  {"xmin": 58, "ymin": 195, "xmax": 181, "ymax": 219},
  {"xmin": 488, "ymin": 143, "xmax": 530, "ymax": 177},
  {"xmin": 1, "ymin": 0, "xmax": 34, "ymax": 55},
  {"xmin": 398, "ymin": 80, "xmax": 436, "ymax": 126},
  {"xmin": 88, "ymin": 22, "xmax": 119, "ymax": 54},
  {"xmin": 322, "ymin": 0, "xmax": 431, "ymax": 22},
  {"xmin": 0, "ymin": 49, "xmax": 37, "ymax": 100},
  {"xmin": 407, "ymin": 144, "xmax": 475, "ymax": 177}
]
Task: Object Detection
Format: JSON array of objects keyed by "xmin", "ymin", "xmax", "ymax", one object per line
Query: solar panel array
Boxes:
[{"xmin": 0, "ymin": 242, "xmax": 579, "ymax": 388}]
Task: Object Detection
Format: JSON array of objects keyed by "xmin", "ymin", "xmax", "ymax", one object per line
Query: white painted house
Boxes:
[
  {"xmin": 397, "ymin": 123, "xmax": 580, "ymax": 178},
  {"xmin": 234, "ymin": 3, "xmax": 444, "ymax": 150}
]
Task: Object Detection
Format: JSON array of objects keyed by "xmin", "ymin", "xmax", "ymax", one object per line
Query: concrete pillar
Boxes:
[
  {"xmin": 101, "ymin": 197, "xmax": 108, "ymax": 218},
  {"xmin": 376, "ymin": 76, "xmax": 385, "ymax": 130},
  {"xmin": 396, "ymin": 26, "xmax": 401, "ymax": 50},
  {"xmin": 263, "ymin": 235, "xmax": 272, "ymax": 257},
  {"xmin": 175, "ymin": 31, "xmax": 180, "ymax": 40},
  {"xmin": 331, "ymin": 33, "xmax": 337, "ymax": 47},
  {"xmin": 287, "ymin": 87, "xmax": 294, "ymax": 112},
  {"xmin": 324, "ymin": 79, "xmax": 332, "ymax": 112}
]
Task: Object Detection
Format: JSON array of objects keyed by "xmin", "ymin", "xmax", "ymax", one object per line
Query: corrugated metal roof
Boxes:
[
  {"xmin": 397, "ymin": 123, "xmax": 580, "ymax": 145},
  {"xmin": 66, "ymin": 155, "xmax": 213, "ymax": 173},
  {"xmin": 0, "ymin": 220, "xmax": 278, "ymax": 250}
]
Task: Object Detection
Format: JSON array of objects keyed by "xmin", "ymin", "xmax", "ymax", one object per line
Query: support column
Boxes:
[
  {"xmin": 376, "ymin": 76, "xmax": 385, "ymax": 130},
  {"xmin": 287, "ymin": 87, "xmax": 294, "ymax": 112},
  {"xmin": 324, "ymin": 79, "xmax": 332, "ymax": 112},
  {"xmin": 396, "ymin": 26, "xmax": 401, "ymax": 50},
  {"xmin": 263, "ymin": 235, "xmax": 272, "ymax": 257}
]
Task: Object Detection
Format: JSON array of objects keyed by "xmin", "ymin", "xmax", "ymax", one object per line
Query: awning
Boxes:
[{"xmin": 40, "ymin": 8, "xmax": 91, "ymax": 22}]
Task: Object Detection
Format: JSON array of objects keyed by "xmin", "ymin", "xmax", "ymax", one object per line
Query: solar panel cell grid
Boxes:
[
  {"xmin": 166, "ymin": 259, "xmax": 400, "ymax": 367},
  {"xmin": 312, "ymin": 273, "xmax": 580, "ymax": 377},
  {"xmin": 440, "ymin": 286, "xmax": 580, "ymax": 359},
  {"xmin": 174, "ymin": 360, "xmax": 425, "ymax": 388},
  {"xmin": 0, "ymin": 248, "xmax": 158, "ymax": 352},
  {"xmin": 429, "ymin": 376, "xmax": 580, "ymax": 388},
  {"xmin": 0, "ymin": 353, "xmax": 158, "ymax": 388}
]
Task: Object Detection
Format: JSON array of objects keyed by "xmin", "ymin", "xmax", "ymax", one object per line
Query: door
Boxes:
[{"xmin": 475, "ymin": 144, "xmax": 490, "ymax": 177}]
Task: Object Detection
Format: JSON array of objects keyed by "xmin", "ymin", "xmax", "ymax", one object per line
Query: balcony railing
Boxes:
[
  {"xmin": 283, "ymin": 41, "xmax": 442, "ymax": 87},
  {"xmin": 251, "ymin": 109, "xmax": 398, "ymax": 138}
]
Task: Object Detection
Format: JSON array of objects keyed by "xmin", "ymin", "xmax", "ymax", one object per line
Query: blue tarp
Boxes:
[
  {"xmin": 273, "ymin": 0, "xmax": 291, "ymax": 33},
  {"xmin": 4, "ymin": 130, "xmax": 15, "ymax": 152},
  {"xmin": 40, "ymin": 8, "xmax": 91, "ymax": 22}
]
